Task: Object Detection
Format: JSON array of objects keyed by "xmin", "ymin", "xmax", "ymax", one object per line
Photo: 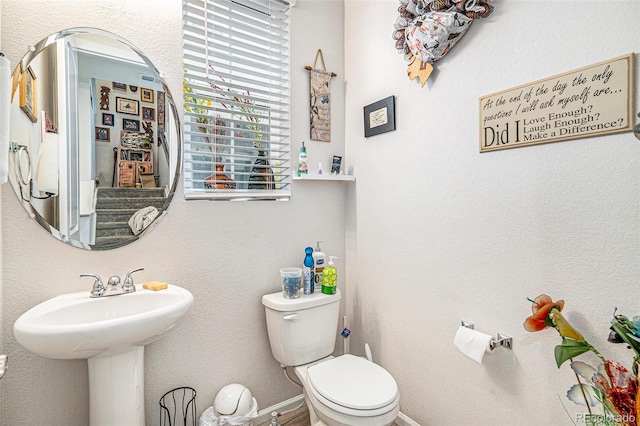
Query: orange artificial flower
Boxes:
[{"xmin": 524, "ymin": 294, "xmax": 565, "ymax": 332}]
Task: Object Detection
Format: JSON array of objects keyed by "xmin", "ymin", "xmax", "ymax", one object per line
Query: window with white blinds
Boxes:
[{"xmin": 182, "ymin": 0, "xmax": 292, "ymax": 200}]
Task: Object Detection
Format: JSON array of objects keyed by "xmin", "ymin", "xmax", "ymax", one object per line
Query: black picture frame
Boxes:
[
  {"xmin": 112, "ymin": 82, "xmax": 127, "ymax": 91},
  {"xmin": 123, "ymin": 118, "xmax": 140, "ymax": 132},
  {"xmin": 363, "ymin": 95, "xmax": 396, "ymax": 138},
  {"xmin": 102, "ymin": 113, "xmax": 114, "ymax": 126}
]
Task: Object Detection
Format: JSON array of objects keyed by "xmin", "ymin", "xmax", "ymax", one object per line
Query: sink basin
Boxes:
[
  {"xmin": 14, "ymin": 283, "xmax": 194, "ymax": 425},
  {"xmin": 14, "ymin": 284, "xmax": 193, "ymax": 359}
]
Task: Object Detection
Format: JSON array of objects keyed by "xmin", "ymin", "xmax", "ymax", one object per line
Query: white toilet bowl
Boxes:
[
  {"xmin": 293, "ymin": 354, "xmax": 400, "ymax": 426},
  {"xmin": 262, "ymin": 290, "xmax": 400, "ymax": 425}
]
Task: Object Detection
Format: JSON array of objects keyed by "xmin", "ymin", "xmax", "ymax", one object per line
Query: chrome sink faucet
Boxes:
[{"xmin": 81, "ymin": 268, "xmax": 144, "ymax": 298}]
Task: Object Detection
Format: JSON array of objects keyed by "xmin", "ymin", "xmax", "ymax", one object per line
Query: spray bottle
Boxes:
[
  {"xmin": 322, "ymin": 256, "xmax": 337, "ymax": 295},
  {"xmin": 303, "ymin": 246, "xmax": 314, "ymax": 294},
  {"xmin": 312, "ymin": 241, "xmax": 326, "ymax": 292},
  {"xmin": 297, "ymin": 142, "xmax": 308, "ymax": 177}
]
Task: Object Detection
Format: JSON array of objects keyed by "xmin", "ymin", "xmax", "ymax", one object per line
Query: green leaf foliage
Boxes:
[
  {"xmin": 611, "ymin": 322, "xmax": 640, "ymax": 356},
  {"xmin": 555, "ymin": 339, "xmax": 591, "ymax": 368}
]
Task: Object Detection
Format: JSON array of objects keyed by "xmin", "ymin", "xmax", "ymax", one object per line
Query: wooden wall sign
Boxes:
[{"xmin": 479, "ymin": 54, "xmax": 634, "ymax": 152}]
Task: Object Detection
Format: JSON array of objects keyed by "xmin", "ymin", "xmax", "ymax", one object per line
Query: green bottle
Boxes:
[{"xmin": 321, "ymin": 256, "xmax": 337, "ymax": 295}]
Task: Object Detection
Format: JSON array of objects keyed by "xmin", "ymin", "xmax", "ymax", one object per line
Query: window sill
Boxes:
[{"xmin": 293, "ymin": 174, "xmax": 355, "ymax": 182}]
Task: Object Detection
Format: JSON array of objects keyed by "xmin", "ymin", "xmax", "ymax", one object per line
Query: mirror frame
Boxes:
[{"xmin": 9, "ymin": 28, "xmax": 181, "ymax": 250}]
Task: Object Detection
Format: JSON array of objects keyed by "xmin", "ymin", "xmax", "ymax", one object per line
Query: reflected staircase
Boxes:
[{"xmin": 94, "ymin": 187, "xmax": 166, "ymax": 246}]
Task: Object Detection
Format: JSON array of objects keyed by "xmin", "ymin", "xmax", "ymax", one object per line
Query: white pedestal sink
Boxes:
[{"xmin": 14, "ymin": 284, "xmax": 194, "ymax": 426}]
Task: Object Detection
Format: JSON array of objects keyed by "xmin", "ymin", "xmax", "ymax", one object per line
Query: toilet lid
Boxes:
[{"xmin": 307, "ymin": 354, "xmax": 398, "ymax": 410}]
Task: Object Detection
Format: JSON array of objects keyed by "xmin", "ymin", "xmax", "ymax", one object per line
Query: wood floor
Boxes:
[{"xmin": 256, "ymin": 405, "xmax": 400, "ymax": 426}]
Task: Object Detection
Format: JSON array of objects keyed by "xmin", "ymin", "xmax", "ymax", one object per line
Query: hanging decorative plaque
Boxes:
[{"xmin": 479, "ymin": 54, "xmax": 634, "ymax": 152}]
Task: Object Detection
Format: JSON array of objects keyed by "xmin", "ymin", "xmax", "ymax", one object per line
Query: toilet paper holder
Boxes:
[{"xmin": 461, "ymin": 321, "xmax": 513, "ymax": 350}]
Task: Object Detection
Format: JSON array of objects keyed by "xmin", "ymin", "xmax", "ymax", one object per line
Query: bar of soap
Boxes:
[{"xmin": 143, "ymin": 281, "xmax": 168, "ymax": 291}]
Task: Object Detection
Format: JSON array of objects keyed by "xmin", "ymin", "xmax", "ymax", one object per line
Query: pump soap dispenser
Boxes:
[{"xmin": 322, "ymin": 256, "xmax": 337, "ymax": 295}]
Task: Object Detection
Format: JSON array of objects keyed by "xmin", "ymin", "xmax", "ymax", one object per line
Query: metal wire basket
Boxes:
[{"xmin": 159, "ymin": 386, "xmax": 197, "ymax": 426}]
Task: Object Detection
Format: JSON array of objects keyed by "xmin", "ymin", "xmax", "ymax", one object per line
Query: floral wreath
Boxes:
[{"xmin": 392, "ymin": 0, "xmax": 493, "ymax": 87}]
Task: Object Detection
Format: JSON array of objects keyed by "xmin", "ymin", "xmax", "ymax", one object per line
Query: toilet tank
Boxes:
[{"xmin": 262, "ymin": 289, "xmax": 341, "ymax": 366}]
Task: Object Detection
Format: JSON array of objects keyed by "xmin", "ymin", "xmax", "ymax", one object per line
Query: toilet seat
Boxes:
[{"xmin": 306, "ymin": 354, "xmax": 398, "ymax": 415}]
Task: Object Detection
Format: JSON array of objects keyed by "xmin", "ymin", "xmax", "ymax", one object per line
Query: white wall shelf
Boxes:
[{"xmin": 293, "ymin": 173, "xmax": 355, "ymax": 182}]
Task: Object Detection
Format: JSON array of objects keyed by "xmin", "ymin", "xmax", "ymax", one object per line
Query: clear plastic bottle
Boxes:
[{"xmin": 303, "ymin": 246, "xmax": 314, "ymax": 294}]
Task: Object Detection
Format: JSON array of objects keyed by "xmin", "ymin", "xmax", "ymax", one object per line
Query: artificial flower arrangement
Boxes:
[
  {"xmin": 183, "ymin": 66, "xmax": 273, "ymax": 190},
  {"xmin": 524, "ymin": 295, "xmax": 640, "ymax": 425},
  {"xmin": 184, "ymin": 66, "xmax": 264, "ymax": 140}
]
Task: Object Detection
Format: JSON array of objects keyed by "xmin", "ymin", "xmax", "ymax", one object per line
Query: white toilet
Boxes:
[{"xmin": 262, "ymin": 289, "xmax": 399, "ymax": 426}]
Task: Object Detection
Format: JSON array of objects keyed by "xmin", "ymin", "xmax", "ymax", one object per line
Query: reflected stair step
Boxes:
[
  {"xmin": 95, "ymin": 209, "xmax": 140, "ymax": 223},
  {"xmin": 97, "ymin": 187, "xmax": 165, "ymax": 198},
  {"xmin": 96, "ymin": 222, "xmax": 134, "ymax": 237},
  {"xmin": 95, "ymin": 197, "xmax": 166, "ymax": 210},
  {"xmin": 94, "ymin": 235, "xmax": 136, "ymax": 247}
]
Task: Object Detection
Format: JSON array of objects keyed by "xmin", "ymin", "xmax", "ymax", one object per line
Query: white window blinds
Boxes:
[{"xmin": 183, "ymin": 0, "xmax": 292, "ymax": 200}]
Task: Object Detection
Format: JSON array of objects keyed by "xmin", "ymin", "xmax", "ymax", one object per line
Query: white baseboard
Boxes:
[
  {"xmin": 395, "ymin": 411, "xmax": 422, "ymax": 426},
  {"xmin": 252, "ymin": 394, "xmax": 421, "ymax": 426}
]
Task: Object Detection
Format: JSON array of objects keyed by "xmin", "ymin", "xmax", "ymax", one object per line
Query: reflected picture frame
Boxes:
[
  {"xmin": 95, "ymin": 127, "xmax": 110, "ymax": 141},
  {"xmin": 141, "ymin": 88, "xmax": 154, "ymax": 103},
  {"xmin": 142, "ymin": 107, "xmax": 155, "ymax": 121},
  {"xmin": 116, "ymin": 97, "xmax": 139, "ymax": 115},
  {"xmin": 102, "ymin": 113, "xmax": 114, "ymax": 126},
  {"xmin": 123, "ymin": 118, "xmax": 140, "ymax": 131},
  {"xmin": 20, "ymin": 66, "xmax": 37, "ymax": 123}
]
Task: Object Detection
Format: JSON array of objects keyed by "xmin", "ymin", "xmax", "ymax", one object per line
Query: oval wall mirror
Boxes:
[{"xmin": 8, "ymin": 28, "xmax": 181, "ymax": 250}]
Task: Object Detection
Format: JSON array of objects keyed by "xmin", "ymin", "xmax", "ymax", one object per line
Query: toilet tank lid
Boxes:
[{"xmin": 262, "ymin": 289, "xmax": 341, "ymax": 311}]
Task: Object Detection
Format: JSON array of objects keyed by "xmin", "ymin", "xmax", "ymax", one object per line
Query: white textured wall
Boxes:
[
  {"xmin": 5, "ymin": 1, "xmax": 639, "ymax": 425},
  {"xmin": 0, "ymin": 1, "xmax": 345, "ymax": 425},
  {"xmin": 345, "ymin": 1, "xmax": 639, "ymax": 425},
  {"xmin": 0, "ymin": 0, "xmax": 5, "ymax": 415}
]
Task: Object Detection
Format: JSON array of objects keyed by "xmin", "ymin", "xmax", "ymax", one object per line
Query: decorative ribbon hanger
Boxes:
[{"xmin": 304, "ymin": 49, "xmax": 337, "ymax": 78}]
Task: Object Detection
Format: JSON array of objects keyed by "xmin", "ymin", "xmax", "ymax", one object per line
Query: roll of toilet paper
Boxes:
[
  {"xmin": 454, "ymin": 326, "xmax": 493, "ymax": 364},
  {"xmin": 0, "ymin": 55, "xmax": 11, "ymax": 184}
]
